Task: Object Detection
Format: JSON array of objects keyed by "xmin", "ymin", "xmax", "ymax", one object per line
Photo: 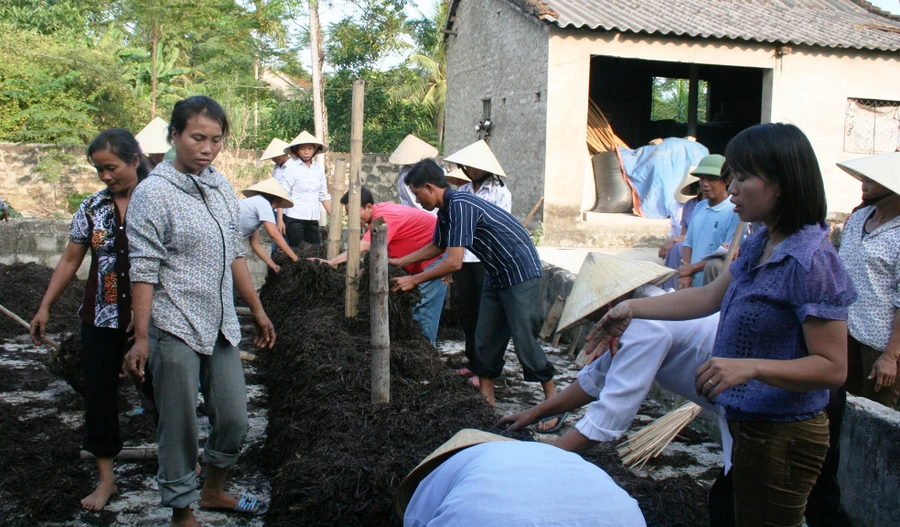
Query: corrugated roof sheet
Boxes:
[{"xmin": 534, "ymin": 0, "xmax": 900, "ymax": 51}]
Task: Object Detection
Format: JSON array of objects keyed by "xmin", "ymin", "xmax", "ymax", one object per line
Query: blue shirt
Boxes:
[
  {"xmin": 405, "ymin": 441, "xmax": 646, "ymax": 527},
  {"xmin": 434, "ymin": 188, "xmax": 541, "ymax": 288},
  {"xmin": 713, "ymin": 224, "xmax": 857, "ymax": 422},
  {"xmin": 684, "ymin": 198, "xmax": 740, "ymax": 287}
]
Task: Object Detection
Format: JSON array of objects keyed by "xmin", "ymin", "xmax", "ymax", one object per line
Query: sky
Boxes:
[{"xmin": 869, "ymin": 0, "xmax": 900, "ymax": 14}]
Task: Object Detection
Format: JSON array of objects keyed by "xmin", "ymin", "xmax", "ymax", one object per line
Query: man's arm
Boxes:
[
  {"xmin": 499, "ymin": 381, "xmax": 595, "ymax": 431},
  {"xmin": 389, "ymin": 242, "xmax": 444, "ymax": 269},
  {"xmin": 312, "ymin": 240, "xmax": 371, "ymax": 267},
  {"xmin": 390, "ymin": 246, "xmax": 460, "ymax": 292},
  {"xmin": 249, "ymin": 230, "xmax": 280, "ymax": 273}
]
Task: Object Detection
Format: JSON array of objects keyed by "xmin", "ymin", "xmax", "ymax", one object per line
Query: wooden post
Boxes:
[
  {"xmin": 327, "ymin": 159, "xmax": 347, "ymax": 261},
  {"xmin": 369, "ymin": 217, "xmax": 390, "ymax": 404},
  {"xmin": 724, "ymin": 222, "xmax": 747, "ymax": 266},
  {"xmin": 345, "ymin": 79, "xmax": 365, "ymax": 318}
]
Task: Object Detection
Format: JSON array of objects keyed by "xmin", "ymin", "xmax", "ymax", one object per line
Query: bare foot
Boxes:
[
  {"xmin": 80, "ymin": 481, "xmax": 117, "ymax": 511},
  {"xmin": 171, "ymin": 506, "xmax": 198, "ymax": 527},
  {"xmin": 198, "ymin": 489, "xmax": 243, "ymax": 512}
]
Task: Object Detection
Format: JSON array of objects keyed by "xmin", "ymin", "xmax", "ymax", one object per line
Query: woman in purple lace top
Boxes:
[{"xmin": 584, "ymin": 123, "xmax": 856, "ymax": 526}]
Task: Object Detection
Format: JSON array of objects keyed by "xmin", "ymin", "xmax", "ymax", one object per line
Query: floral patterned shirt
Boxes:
[{"xmin": 70, "ymin": 189, "xmax": 131, "ymax": 329}]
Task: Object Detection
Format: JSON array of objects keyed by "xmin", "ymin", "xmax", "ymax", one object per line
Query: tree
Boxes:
[
  {"xmin": 390, "ymin": 0, "xmax": 449, "ymax": 149},
  {"xmin": 651, "ymin": 77, "xmax": 708, "ymax": 123}
]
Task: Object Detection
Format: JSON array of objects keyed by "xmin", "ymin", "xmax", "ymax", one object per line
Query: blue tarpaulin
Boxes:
[{"xmin": 617, "ymin": 138, "xmax": 710, "ymax": 219}]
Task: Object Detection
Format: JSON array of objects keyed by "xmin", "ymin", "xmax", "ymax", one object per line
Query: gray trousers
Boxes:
[
  {"xmin": 470, "ymin": 277, "xmax": 555, "ymax": 383},
  {"xmin": 703, "ymin": 257, "xmax": 725, "ymax": 285},
  {"xmin": 148, "ymin": 325, "xmax": 248, "ymax": 508}
]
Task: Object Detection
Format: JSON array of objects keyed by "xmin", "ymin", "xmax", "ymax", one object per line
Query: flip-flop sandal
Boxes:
[
  {"xmin": 467, "ymin": 376, "xmax": 481, "ymax": 388},
  {"xmin": 454, "ymin": 367, "xmax": 473, "ymax": 376},
  {"xmin": 535, "ymin": 412, "xmax": 569, "ymax": 434},
  {"xmin": 201, "ymin": 495, "xmax": 268, "ymax": 516}
]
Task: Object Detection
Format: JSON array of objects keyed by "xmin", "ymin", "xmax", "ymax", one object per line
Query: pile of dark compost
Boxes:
[
  {"xmin": 0, "ymin": 344, "xmax": 156, "ymax": 526},
  {"xmin": 259, "ymin": 247, "xmax": 530, "ymax": 526},
  {"xmin": 0, "ymin": 262, "xmax": 85, "ymax": 340}
]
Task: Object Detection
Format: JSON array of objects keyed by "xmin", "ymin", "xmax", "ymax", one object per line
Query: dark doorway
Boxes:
[{"xmin": 589, "ymin": 55, "xmax": 766, "ymax": 154}]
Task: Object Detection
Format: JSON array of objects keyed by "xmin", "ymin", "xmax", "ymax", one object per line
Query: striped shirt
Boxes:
[
  {"xmin": 459, "ymin": 176, "xmax": 511, "ymax": 263},
  {"xmin": 434, "ymin": 189, "xmax": 541, "ymax": 288}
]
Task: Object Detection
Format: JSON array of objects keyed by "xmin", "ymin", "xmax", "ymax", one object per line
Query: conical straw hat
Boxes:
[
  {"xmin": 675, "ymin": 167, "xmax": 700, "ymax": 204},
  {"xmin": 395, "ymin": 429, "xmax": 514, "ymax": 517},
  {"xmin": 260, "ymin": 138, "xmax": 290, "ymax": 161},
  {"xmin": 241, "ymin": 178, "xmax": 294, "ymax": 208},
  {"xmin": 837, "ymin": 152, "xmax": 900, "ymax": 196},
  {"xmin": 135, "ymin": 117, "xmax": 170, "ymax": 155},
  {"xmin": 444, "ymin": 140, "xmax": 507, "ymax": 178},
  {"xmin": 556, "ymin": 253, "xmax": 676, "ymax": 333},
  {"xmin": 444, "ymin": 168, "xmax": 471, "ymax": 184},
  {"xmin": 285, "ymin": 130, "xmax": 328, "ymax": 154},
  {"xmin": 389, "ymin": 134, "xmax": 439, "ymax": 165}
]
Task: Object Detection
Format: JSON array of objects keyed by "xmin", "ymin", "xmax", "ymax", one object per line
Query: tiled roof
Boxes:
[{"xmin": 523, "ymin": 0, "xmax": 900, "ymax": 51}]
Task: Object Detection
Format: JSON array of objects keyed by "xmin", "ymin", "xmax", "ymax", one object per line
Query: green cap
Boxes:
[{"xmin": 691, "ymin": 154, "xmax": 726, "ymax": 178}]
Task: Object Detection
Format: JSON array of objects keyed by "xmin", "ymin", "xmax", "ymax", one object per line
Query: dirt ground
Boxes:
[{"xmin": 0, "ymin": 261, "xmax": 722, "ymax": 526}]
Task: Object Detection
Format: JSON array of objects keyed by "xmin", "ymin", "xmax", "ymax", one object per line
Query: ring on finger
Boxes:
[{"xmin": 705, "ymin": 380, "xmax": 714, "ymax": 386}]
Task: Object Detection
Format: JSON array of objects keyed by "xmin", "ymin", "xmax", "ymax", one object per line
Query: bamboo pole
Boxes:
[
  {"xmin": 345, "ymin": 79, "xmax": 365, "ymax": 318},
  {"xmin": 0, "ymin": 303, "xmax": 59, "ymax": 349},
  {"xmin": 369, "ymin": 217, "xmax": 390, "ymax": 404},
  {"xmin": 521, "ymin": 196, "xmax": 544, "ymax": 227},
  {"xmin": 327, "ymin": 159, "xmax": 347, "ymax": 261},
  {"xmin": 724, "ymin": 222, "xmax": 747, "ymax": 266}
]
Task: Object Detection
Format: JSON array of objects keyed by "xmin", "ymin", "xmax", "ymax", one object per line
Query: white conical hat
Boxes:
[
  {"xmin": 260, "ymin": 138, "xmax": 290, "ymax": 161},
  {"xmin": 388, "ymin": 134, "xmax": 439, "ymax": 165},
  {"xmin": 556, "ymin": 253, "xmax": 676, "ymax": 333},
  {"xmin": 837, "ymin": 152, "xmax": 900, "ymax": 196},
  {"xmin": 395, "ymin": 429, "xmax": 514, "ymax": 516},
  {"xmin": 444, "ymin": 140, "xmax": 507, "ymax": 178},
  {"xmin": 285, "ymin": 130, "xmax": 328, "ymax": 154},
  {"xmin": 674, "ymin": 168, "xmax": 700, "ymax": 204},
  {"xmin": 241, "ymin": 178, "xmax": 294, "ymax": 208},
  {"xmin": 135, "ymin": 117, "xmax": 170, "ymax": 155},
  {"xmin": 444, "ymin": 168, "xmax": 471, "ymax": 184}
]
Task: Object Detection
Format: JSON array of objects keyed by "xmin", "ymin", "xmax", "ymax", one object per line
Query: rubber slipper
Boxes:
[
  {"xmin": 535, "ymin": 412, "xmax": 568, "ymax": 434},
  {"xmin": 200, "ymin": 495, "xmax": 268, "ymax": 516},
  {"xmin": 467, "ymin": 376, "xmax": 481, "ymax": 388},
  {"xmin": 454, "ymin": 367, "xmax": 473, "ymax": 376}
]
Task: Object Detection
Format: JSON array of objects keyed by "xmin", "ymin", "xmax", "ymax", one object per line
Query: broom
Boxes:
[{"xmin": 617, "ymin": 222, "xmax": 748, "ymax": 469}]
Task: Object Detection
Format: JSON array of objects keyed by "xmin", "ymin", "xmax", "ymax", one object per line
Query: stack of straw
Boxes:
[
  {"xmin": 617, "ymin": 401, "xmax": 703, "ymax": 469},
  {"xmin": 587, "ymin": 99, "xmax": 629, "ymax": 154}
]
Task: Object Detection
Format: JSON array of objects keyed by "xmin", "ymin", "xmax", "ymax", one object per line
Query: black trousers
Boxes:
[
  {"xmin": 453, "ymin": 262, "xmax": 485, "ymax": 364},
  {"xmin": 285, "ymin": 217, "xmax": 321, "ymax": 246},
  {"xmin": 708, "ymin": 388, "xmax": 854, "ymax": 527},
  {"xmin": 81, "ymin": 322, "xmax": 126, "ymax": 458}
]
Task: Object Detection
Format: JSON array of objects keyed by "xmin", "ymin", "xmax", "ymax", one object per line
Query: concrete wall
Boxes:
[
  {"xmin": 0, "ymin": 143, "xmax": 401, "ymax": 218},
  {"xmin": 840, "ymin": 395, "xmax": 900, "ymax": 527},
  {"xmin": 444, "ymin": 0, "xmax": 550, "ymax": 222}
]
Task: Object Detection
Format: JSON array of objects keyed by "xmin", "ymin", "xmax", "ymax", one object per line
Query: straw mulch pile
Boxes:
[
  {"xmin": 0, "ymin": 263, "xmax": 84, "ymax": 340},
  {"xmin": 259, "ymin": 246, "xmax": 529, "ymax": 526}
]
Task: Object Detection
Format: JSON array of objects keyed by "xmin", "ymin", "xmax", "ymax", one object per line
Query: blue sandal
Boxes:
[
  {"xmin": 535, "ymin": 412, "xmax": 568, "ymax": 434},
  {"xmin": 201, "ymin": 495, "xmax": 268, "ymax": 516}
]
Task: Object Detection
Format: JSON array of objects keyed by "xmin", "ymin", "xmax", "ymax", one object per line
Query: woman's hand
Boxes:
[
  {"xmin": 582, "ymin": 301, "xmax": 634, "ymax": 359},
  {"xmin": 658, "ymin": 239, "xmax": 675, "ymax": 259},
  {"xmin": 124, "ymin": 338, "xmax": 150, "ymax": 384},
  {"xmin": 870, "ymin": 352, "xmax": 898, "ymax": 392},
  {"xmin": 677, "ymin": 275, "xmax": 693, "ymax": 290},
  {"xmin": 29, "ymin": 308, "xmax": 50, "ymax": 346},
  {"xmin": 695, "ymin": 357, "xmax": 757, "ymax": 400},
  {"xmin": 252, "ymin": 311, "xmax": 276, "ymax": 349}
]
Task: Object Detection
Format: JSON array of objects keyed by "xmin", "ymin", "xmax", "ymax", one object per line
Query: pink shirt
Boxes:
[{"xmin": 362, "ymin": 202, "xmax": 442, "ymax": 275}]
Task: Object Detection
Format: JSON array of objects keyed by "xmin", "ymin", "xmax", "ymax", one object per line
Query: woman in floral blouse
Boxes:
[{"xmin": 30, "ymin": 128, "xmax": 148, "ymax": 512}]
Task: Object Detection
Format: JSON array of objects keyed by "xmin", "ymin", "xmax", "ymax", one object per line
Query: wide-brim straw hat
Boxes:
[
  {"xmin": 241, "ymin": 178, "xmax": 294, "ymax": 208},
  {"xmin": 837, "ymin": 152, "xmax": 900, "ymax": 196},
  {"xmin": 395, "ymin": 429, "xmax": 514, "ymax": 517},
  {"xmin": 557, "ymin": 253, "xmax": 677, "ymax": 333},
  {"xmin": 389, "ymin": 134, "xmax": 439, "ymax": 165},
  {"xmin": 675, "ymin": 167, "xmax": 700, "ymax": 203},
  {"xmin": 285, "ymin": 130, "xmax": 328, "ymax": 154},
  {"xmin": 444, "ymin": 140, "xmax": 507, "ymax": 178},
  {"xmin": 135, "ymin": 117, "xmax": 170, "ymax": 155},
  {"xmin": 690, "ymin": 154, "xmax": 726, "ymax": 178},
  {"xmin": 444, "ymin": 168, "xmax": 471, "ymax": 184},
  {"xmin": 260, "ymin": 138, "xmax": 290, "ymax": 161}
]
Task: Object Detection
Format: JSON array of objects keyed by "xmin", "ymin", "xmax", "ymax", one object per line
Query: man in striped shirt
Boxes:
[{"xmin": 390, "ymin": 159, "xmax": 558, "ymax": 412}]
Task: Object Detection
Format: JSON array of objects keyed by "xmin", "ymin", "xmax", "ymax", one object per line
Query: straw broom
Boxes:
[
  {"xmin": 617, "ymin": 400, "xmax": 703, "ymax": 469},
  {"xmin": 617, "ymin": 223, "xmax": 748, "ymax": 469}
]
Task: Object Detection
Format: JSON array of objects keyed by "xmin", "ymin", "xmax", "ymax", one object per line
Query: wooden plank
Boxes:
[
  {"xmin": 369, "ymin": 217, "xmax": 390, "ymax": 404},
  {"xmin": 539, "ymin": 295, "xmax": 565, "ymax": 340}
]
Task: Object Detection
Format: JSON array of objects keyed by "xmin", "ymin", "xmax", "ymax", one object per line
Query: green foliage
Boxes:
[
  {"xmin": 66, "ymin": 191, "xmax": 92, "ymax": 213},
  {"xmin": 651, "ymin": 77, "xmax": 708, "ymax": 123}
]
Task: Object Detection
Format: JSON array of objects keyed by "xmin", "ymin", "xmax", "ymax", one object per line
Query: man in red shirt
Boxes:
[{"xmin": 312, "ymin": 186, "xmax": 447, "ymax": 344}]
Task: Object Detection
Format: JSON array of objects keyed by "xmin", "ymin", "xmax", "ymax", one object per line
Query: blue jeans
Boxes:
[{"xmin": 412, "ymin": 256, "xmax": 449, "ymax": 345}]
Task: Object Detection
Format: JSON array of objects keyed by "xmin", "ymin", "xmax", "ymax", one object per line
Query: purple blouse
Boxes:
[{"xmin": 713, "ymin": 223, "xmax": 856, "ymax": 421}]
